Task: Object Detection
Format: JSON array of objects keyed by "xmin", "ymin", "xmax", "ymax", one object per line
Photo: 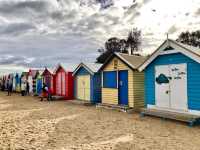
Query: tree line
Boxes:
[
  {"xmin": 97, "ymin": 29, "xmax": 200, "ymax": 63},
  {"xmin": 97, "ymin": 28, "xmax": 141, "ymax": 63}
]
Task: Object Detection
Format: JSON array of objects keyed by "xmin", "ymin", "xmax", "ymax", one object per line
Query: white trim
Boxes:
[
  {"xmin": 139, "ymin": 39, "xmax": 200, "ymax": 72},
  {"xmin": 138, "ymin": 41, "xmax": 167, "ymax": 71},
  {"xmin": 170, "ymin": 42, "xmax": 200, "ymax": 64},
  {"xmin": 72, "ymin": 63, "xmax": 94, "ymax": 76},
  {"xmin": 147, "ymin": 104, "xmax": 200, "ymax": 116},
  {"xmin": 147, "ymin": 104, "xmax": 155, "ymax": 109},
  {"xmin": 159, "ymin": 49, "xmax": 179, "ymax": 55},
  {"xmin": 188, "ymin": 110, "xmax": 200, "ymax": 116}
]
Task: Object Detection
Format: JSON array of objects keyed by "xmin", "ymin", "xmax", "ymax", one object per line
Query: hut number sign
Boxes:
[{"xmin": 113, "ymin": 59, "xmax": 118, "ymax": 69}]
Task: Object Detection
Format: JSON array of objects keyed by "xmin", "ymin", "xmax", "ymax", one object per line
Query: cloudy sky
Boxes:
[{"xmin": 0, "ymin": 0, "xmax": 200, "ymax": 73}]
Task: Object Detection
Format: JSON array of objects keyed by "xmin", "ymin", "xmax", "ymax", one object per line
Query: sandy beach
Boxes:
[{"xmin": 0, "ymin": 92, "xmax": 200, "ymax": 150}]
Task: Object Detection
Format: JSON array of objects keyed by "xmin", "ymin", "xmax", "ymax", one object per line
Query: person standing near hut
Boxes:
[
  {"xmin": 26, "ymin": 81, "xmax": 30, "ymax": 95},
  {"xmin": 46, "ymin": 86, "xmax": 52, "ymax": 101},
  {"xmin": 41, "ymin": 83, "xmax": 47, "ymax": 101},
  {"xmin": 21, "ymin": 81, "xmax": 26, "ymax": 96}
]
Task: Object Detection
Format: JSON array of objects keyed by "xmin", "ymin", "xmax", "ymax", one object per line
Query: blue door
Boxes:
[
  {"xmin": 118, "ymin": 70, "xmax": 128, "ymax": 105},
  {"xmin": 37, "ymin": 79, "xmax": 43, "ymax": 95}
]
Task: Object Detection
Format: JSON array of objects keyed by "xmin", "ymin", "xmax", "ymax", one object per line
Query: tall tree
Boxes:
[
  {"xmin": 126, "ymin": 28, "xmax": 141, "ymax": 54},
  {"xmin": 120, "ymin": 39, "xmax": 128, "ymax": 53},
  {"xmin": 105, "ymin": 37, "xmax": 121, "ymax": 52},
  {"xmin": 96, "ymin": 37, "xmax": 127, "ymax": 63},
  {"xmin": 177, "ymin": 30, "xmax": 200, "ymax": 48}
]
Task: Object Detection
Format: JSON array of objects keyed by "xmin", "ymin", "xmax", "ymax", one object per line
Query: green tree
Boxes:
[
  {"xmin": 126, "ymin": 28, "xmax": 141, "ymax": 54},
  {"xmin": 177, "ymin": 30, "xmax": 200, "ymax": 48}
]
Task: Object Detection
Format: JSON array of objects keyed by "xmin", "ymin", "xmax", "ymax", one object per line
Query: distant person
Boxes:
[
  {"xmin": 7, "ymin": 78, "xmax": 12, "ymax": 96},
  {"xmin": 41, "ymin": 83, "xmax": 47, "ymax": 101},
  {"xmin": 1, "ymin": 80, "xmax": 5, "ymax": 91},
  {"xmin": 46, "ymin": 86, "xmax": 52, "ymax": 101},
  {"xmin": 6, "ymin": 79, "xmax": 9, "ymax": 91},
  {"xmin": 21, "ymin": 81, "xmax": 26, "ymax": 96},
  {"xmin": 26, "ymin": 81, "xmax": 30, "ymax": 95},
  {"xmin": 0, "ymin": 80, "xmax": 2, "ymax": 91}
]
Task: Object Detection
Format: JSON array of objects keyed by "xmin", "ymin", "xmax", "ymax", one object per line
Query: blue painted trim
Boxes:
[
  {"xmin": 145, "ymin": 52, "xmax": 200, "ymax": 111},
  {"xmin": 74, "ymin": 66, "xmax": 101, "ymax": 103}
]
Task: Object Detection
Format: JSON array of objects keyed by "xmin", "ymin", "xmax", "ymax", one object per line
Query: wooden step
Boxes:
[
  {"xmin": 68, "ymin": 99, "xmax": 94, "ymax": 106},
  {"xmin": 140, "ymin": 108, "xmax": 200, "ymax": 127},
  {"xmin": 96, "ymin": 103, "xmax": 133, "ymax": 113},
  {"xmin": 51, "ymin": 95, "xmax": 66, "ymax": 100}
]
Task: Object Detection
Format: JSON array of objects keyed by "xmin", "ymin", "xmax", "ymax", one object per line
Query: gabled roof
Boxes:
[
  {"xmin": 73, "ymin": 62, "xmax": 102, "ymax": 76},
  {"xmin": 99, "ymin": 52, "xmax": 147, "ymax": 71},
  {"xmin": 54, "ymin": 63, "xmax": 77, "ymax": 73},
  {"xmin": 21, "ymin": 72, "xmax": 29, "ymax": 77},
  {"xmin": 28, "ymin": 68, "xmax": 44, "ymax": 77},
  {"xmin": 42, "ymin": 67, "xmax": 54, "ymax": 76},
  {"xmin": 139, "ymin": 39, "xmax": 200, "ymax": 71}
]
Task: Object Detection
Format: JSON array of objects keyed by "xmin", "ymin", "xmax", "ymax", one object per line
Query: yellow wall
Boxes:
[
  {"xmin": 102, "ymin": 57, "xmax": 134, "ymax": 106},
  {"xmin": 102, "ymin": 88, "xmax": 118, "ymax": 105},
  {"xmin": 133, "ymin": 71, "xmax": 145, "ymax": 108},
  {"xmin": 101, "ymin": 56, "xmax": 144, "ymax": 108}
]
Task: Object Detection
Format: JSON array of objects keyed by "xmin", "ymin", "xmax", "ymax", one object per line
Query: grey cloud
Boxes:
[
  {"xmin": 0, "ymin": 0, "xmax": 50, "ymax": 14},
  {"xmin": 0, "ymin": 23, "xmax": 36, "ymax": 35},
  {"xmin": 0, "ymin": 55, "xmax": 34, "ymax": 66},
  {"xmin": 168, "ymin": 25, "xmax": 178, "ymax": 34},
  {"xmin": 142, "ymin": 0, "xmax": 152, "ymax": 4},
  {"xmin": 195, "ymin": 8, "xmax": 200, "ymax": 16}
]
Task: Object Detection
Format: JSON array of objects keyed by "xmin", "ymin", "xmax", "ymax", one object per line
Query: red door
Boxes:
[{"xmin": 61, "ymin": 72, "xmax": 66, "ymax": 96}]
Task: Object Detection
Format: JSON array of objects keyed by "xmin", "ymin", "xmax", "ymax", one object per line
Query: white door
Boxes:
[
  {"xmin": 28, "ymin": 76, "xmax": 33, "ymax": 93},
  {"xmin": 155, "ymin": 64, "xmax": 188, "ymax": 111},
  {"xmin": 155, "ymin": 65, "xmax": 170, "ymax": 108},
  {"xmin": 170, "ymin": 64, "xmax": 187, "ymax": 110}
]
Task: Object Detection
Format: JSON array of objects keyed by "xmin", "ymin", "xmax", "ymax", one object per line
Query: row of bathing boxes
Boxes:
[{"xmin": 3, "ymin": 39, "xmax": 200, "ymax": 126}]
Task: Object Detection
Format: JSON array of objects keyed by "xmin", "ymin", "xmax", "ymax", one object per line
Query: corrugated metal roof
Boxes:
[
  {"xmin": 115, "ymin": 53, "xmax": 147, "ymax": 69},
  {"xmin": 83, "ymin": 63, "xmax": 102, "ymax": 73},
  {"xmin": 73, "ymin": 62, "xmax": 102, "ymax": 76},
  {"xmin": 60, "ymin": 63, "xmax": 77, "ymax": 72}
]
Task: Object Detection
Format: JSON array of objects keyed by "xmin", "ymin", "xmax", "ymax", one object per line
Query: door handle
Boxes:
[{"xmin": 166, "ymin": 90, "xmax": 170, "ymax": 94}]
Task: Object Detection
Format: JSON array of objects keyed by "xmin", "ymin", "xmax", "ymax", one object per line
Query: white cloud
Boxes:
[{"xmin": 0, "ymin": 0, "xmax": 199, "ymax": 74}]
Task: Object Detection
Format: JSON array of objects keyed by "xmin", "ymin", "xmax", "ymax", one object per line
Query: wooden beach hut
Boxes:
[
  {"xmin": 15, "ymin": 73, "xmax": 21, "ymax": 92},
  {"xmin": 54, "ymin": 63, "xmax": 74, "ymax": 99},
  {"xmin": 99, "ymin": 52, "xmax": 146, "ymax": 108},
  {"xmin": 139, "ymin": 39, "xmax": 200, "ymax": 122},
  {"xmin": 73, "ymin": 62, "xmax": 102, "ymax": 103},
  {"xmin": 42, "ymin": 68, "xmax": 55, "ymax": 95},
  {"xmin": 28, "ymin": 69, "xmax": 40, "ymax": 95},
  {"xmin": 35, "ymin": 70, "xmax": 44, "ymax": 96}
]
